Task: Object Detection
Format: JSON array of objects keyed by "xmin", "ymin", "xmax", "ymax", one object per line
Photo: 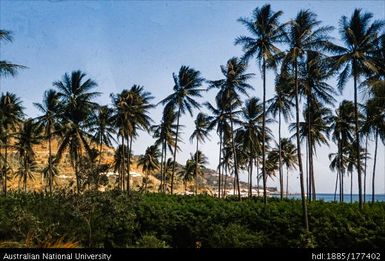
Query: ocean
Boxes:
[{"xmin": 272, "ymin": 193, "xmax": 385, "ymax": 202}]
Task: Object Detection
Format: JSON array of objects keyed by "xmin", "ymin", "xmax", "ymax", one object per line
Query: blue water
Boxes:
[{"xmin": 272, "ymin": 194, "xmax": 385, "ymax": 202}]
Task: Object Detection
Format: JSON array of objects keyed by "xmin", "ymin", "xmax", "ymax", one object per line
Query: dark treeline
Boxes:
[{"xmin": 1, "ymin": 5, "xmax": 384, "ymax": 235}]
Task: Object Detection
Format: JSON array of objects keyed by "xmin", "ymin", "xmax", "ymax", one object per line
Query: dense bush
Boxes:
[{"xmin": 0, "ymin": 191, "xmax": 384, "ymax": 248}]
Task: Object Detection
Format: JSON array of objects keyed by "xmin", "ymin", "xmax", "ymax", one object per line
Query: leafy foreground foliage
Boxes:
[{"xmin": 0, "ymin": 191, "xmax": 384, "ymax": 248}]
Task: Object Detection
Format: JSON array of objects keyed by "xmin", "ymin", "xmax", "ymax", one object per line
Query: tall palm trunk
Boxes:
[
  {"xmin": 257, "ymin": 162, "xmax": 260, "ymax": 197},
  {"xmin": 278, "ymin": 111, "xmax": 283, "ymax": 200},
  {"xmin": 262, "ymin": 58, "xmax": 267, "ymax": 205},
  {"xmin": 121, "ymin": 136, "xmax": 125, "ymax": 190},
  {"xmin": 334, "ymin": 171, "xmax": 339, "ymax": 202},
  {"xmin": 48, "ymin": 129, "xmax": 53, "ymax": 193},
  {"xmin": 353, "ymin": 70, "xmax": 363, "ymax": 209},
  {"xmin": 195, "ymin": 137, "xmax": 199, "ymax": 195},
  {"xmin": 171, "ymin": 107, "xmax": 181, "ymax": 194},
  {"xmin": 159, "ymin": 141, "xmax": 165, "ymax": 193},
  {"xmin": 75, "ymin": 155, "xmax": 80, "ymax": 194},
  {"xmin": 127, "ymin": 136, "xmax": 132, "ymax": 194},
  {"xmin": 372, "ymin": 128, "xmax": 378, "ymax": 203},
  {"xmin": 294, "ymin": 60, "xmax": 309, "ymax": 231},
  {"xmin": 286, "ymin": 167, "xmax": 289, "ymax": 198},
  {"xmin": 229, "ymin": 114, "xmax": 241, "ymax": 200},
  {"xmin": 163, "ymin": 143, "xmax": 167, "ymax": 192},
  {"xmin": 364, "ymin": 136, "xmax": 368, "ymax": 203},
  {"xmin": 223, "ymin": 165, "xmax": 228, "ymax": 197},
  {"xmin": 4, "ymin": 138, "xmax": 8, "ymax": 196},
  {"xmin": 249, "ymin": 157, "xmax": 253, "ymax": 197},
  {"xmin": 218, "ymin": 131, "xmax": 222, "ymax": 198},
  {"xmin": 350, "ymin": 170, "xmax": 353, "ymax": 203}
]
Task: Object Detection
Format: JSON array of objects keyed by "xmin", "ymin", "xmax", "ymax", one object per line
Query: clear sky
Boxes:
[{"xmin": 1, "ymin": 0, "xmax": 384, "ymax": 194}]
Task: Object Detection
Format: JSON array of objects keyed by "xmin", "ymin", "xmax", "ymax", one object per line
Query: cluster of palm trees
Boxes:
[{"xmin": 0, "ymin": 5, "xmax": 384, "ymax": 232}]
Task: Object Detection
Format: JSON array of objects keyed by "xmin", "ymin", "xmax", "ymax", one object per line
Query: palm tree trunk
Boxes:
[
  {"xmin": 364, "ymin": 135, "xmax": 368, "ymax": 203},
  {"xmin": 306, "ymin": 137, "xmax": 310, "ymax": 201},
  {"xmin": 341, "ymin": 171, "xmax": 344, "ymax": 202},
  {"xmin": 294, "ymin": 60, "xmax": 309, "ymax": 231},
  {"xmin": 249, "ymin": 157, "xmax": 253, "ymax": 197},
  {"xmin": 257, "ymin": 162, "xmax": 260, "ymax": 197},
  {"xmin": 223, "ymin": 165, "xmax": 228, "ymax": 197},
  {"xmin": 195, "ymin": 137, "xmax": 199, "ymax": 195},
  {"xmin": 171, "ymin": 107, "xmax": 181, "ymax": 195},
  {"xmin": 334, "ymin": 171, "xmax": 339, "ymax": 202},
  {"xmin": 350, "ymin": 171, "xmax": 353, "ymax": 203},
  {"xmin": 4, "ymin": 138, "xmax": 8, "ymax": 196},
  {"xmin": 164, "ymin": 144, "xmax": 167, "ymax": 192},
  {"xmin": 75, "ymin": 156, "xmax": 80, "ymax": 194},
  {"xmin": 372, "ymin": 128, "xmax": 378, "ymax": 203},
  {"xmin": 229, "ymin": 114, "xmax": 241, "ymax": 200},
  {"xmin": 310, "ymin": 143, "xmax": 316, "ymax": 201},
  {"xmin": 121, "ymin": 136, "xmax": 125, "ymax": 190},
  {"xmin": 353, "ymin": 71, "xmax": 363, "ymax": 209},
  {"xmin": 286, "ymin": 167, "xmax": 289, "ymax": 198},
  {"xmin": 159, "ymin": 141, "xmax": 164, "ymax": 193},
  {"xmin": 278, "ymin": 112, "xmax": 283, "ymax": 200},
  {"xmin": 262, "ymin": 58, "xmax": 267, "ymax": 205},
  {"xmin": 48, "ymin": 130, "xmax": 53, "ymax": 193},
  {"xmin": 218, "ymin": 131, "xmax": 222, "ymax": 198},
  {"xmin": 127, "ymin": 136, "xmax": 132, "ymax": 194}
]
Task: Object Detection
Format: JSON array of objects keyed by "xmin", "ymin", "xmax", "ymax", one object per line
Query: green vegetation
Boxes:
[{"xmin": 0, "ymin": 192, "xmax": 384, "ymax": 248}]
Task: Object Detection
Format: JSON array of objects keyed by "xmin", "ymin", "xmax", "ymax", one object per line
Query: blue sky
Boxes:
[{"xmin": 1, "ymin": 0, "xmax": 384, "ymax": 194}]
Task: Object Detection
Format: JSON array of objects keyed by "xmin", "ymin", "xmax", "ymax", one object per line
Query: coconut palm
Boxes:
[
  {"xmin": 332, "ymin": 9, "xmax": 384, "ymax": 209},
  {"xmin": 329, "ymin": 100, "xmax": 356, "ymax": 202},
  {"xmin": 363, "ymin": 94, "xmax": 385, "ymax": 203},
  {"xmin": 137, "ymin": 145, "xmax": 160, "ymax": 193},
  {"xmin": 190, "ymin": 113, "xmax": 210, "ymax": 194},
  {"xmin": 89, "ymin": 105, "xmax": 116, "ymax": 166},
  {"xmin": 190, "ymin": 150, "xmax": 208, "ymax": 194},
  {"xmin": 34, "ymin": 89, "xmax": 61, "ymax": 193},
  {"xmin": 280, "ymin": 138, "xmax": 298, "ymax": 197},
  {"xmin": 235, "ymin": 4, "xmax": 286, "ymax": 204},
  {"xmin": 112, "ymin": 144, "xmax": 130, "ymax": 189},
  {"xmin": 111, "ymin": 85, "xmax": 154, "ymax": 193},
  {"xmin": 178, "ymin": 159, "xmax": 195, "ymax": 194},
  {"xmin": 152, "ymin": 104, "xmax": 179, "ymax": 192},
  {"xmin": 54, "ymin": 70, "xmax": 100, "ymax": 193},
  {"xmin": 0, "ymin": 30, "xmax": 27, "ymax": 78},
  {"xmin": 290, "ymin": 100, "xmax": 333, "ymax": 201},
  {"xmin": 281, "ymin": 9, "xmax": 335, "ymax": 230},
  {"xmin": 0, "ymin": 92, "xmax": 24, "ymax": 195},
  {"xmin": 204, "ymin": 96, "xmax": 233, "ymax": 198},
  {"xmin": 237, "ymin": 97, "xmax": 273, "ymax": 197},
  {"xmin": 208, "ymin": 57, "xmax": 254, "ymax": 199},
  {"xmin": 160, "ymin": 66, "xmax": 205, "ymax": 194},
  {"xmin": 42, "ymin": 156, "xmax": 60, "ymax": 191},
  {"xmin": 14, "ymin": 119, "xmax": 42, "ymax": 192},
  {"xmin": 267, "ymin": 72, "xmax": 295, "ymax": 199}
]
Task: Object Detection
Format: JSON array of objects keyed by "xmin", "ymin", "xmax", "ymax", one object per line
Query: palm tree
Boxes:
[
  {"xmin": 299, "ymin": 51, "xmax": 336, "ymax": 201},
  {"xmin": 281, "ymin": 9, "xmax": 334, "ymax": 230},
  {"xmin": 160, "ymin": 66, "xmax": 205, "ymax": 194},
  {"xmin": 137, "ymin": 145, "xmax": 160, "ymax": 193},
  {"xmin": 280, "ymin": 138, "xmax": 298, "ymax": 197},
  {"xmin": 113, "ymin": 144, "xmax": 129, "ymax": 189},
  {"xmin": 178, "ymin": 159, "xmax": 195, "ymax": 194},
  {"xmin": 190, "ymin": 113, "xmax": 210, "ymax": 195},
  {"xmin": 190, "ymin": 150, "xmax": 208, "ymax": 194},
  {"xmin": 237, "ymin": 97, "xmax": 272, "ymax": 197},
  {"xmin": 332, "ymin": 9, "xmax": 384, "ymax": 209},
  {"xmin": 42, "ymin": 156, "xmax": 60, "ymax": 191},
  {"xmin": 235, "ymin": 4, "xmax": 286, "ymax": 204},
  {"xmin": 208, "ymin": 57, "xmax": 254, "ymax": 199},
  {"xmin": 34, "ymin": 89, "xmax": 61, "ymax": 193},
  {"xmin": 89, "ymin": 105, "xmax": 116, "ymax": 166},
  {"xmin": 0, "ymin": 30, "xmax": 27, "ymax": 78},
  {"xmin": 14, "ymin": 119, "xmax": 42, "ymax": 192},
  {"xmin": 329, "ymin": 100, "xmax": 356, "ymax": 202},
  {"xmin": 152, "ymin": 104, "xmax": 179, "ymax": 192},
  {"xmin": 268, "ymin": 73, "xmax": 295, "ymax": 199},
  {"xmin": 290, "ymin": 101, "xmax": 333, "ymax": 201},
  {"xmin": 111, "ymin": 85, "xmax": 154, "ymax": 193},
  {"xmin": 205, "ymin": 96, "xmax": 233, "ymax": 198},
  {"xmin": 54, "ymin": 70, "xmax": 100, "ymax": 193},
  {"xmin": 0, "ymin": 92, "xmax": 24, "ymax": 195},
  {"xmin": 363, "ymin": 94, "xmax": 385, "ymax": 203}
]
